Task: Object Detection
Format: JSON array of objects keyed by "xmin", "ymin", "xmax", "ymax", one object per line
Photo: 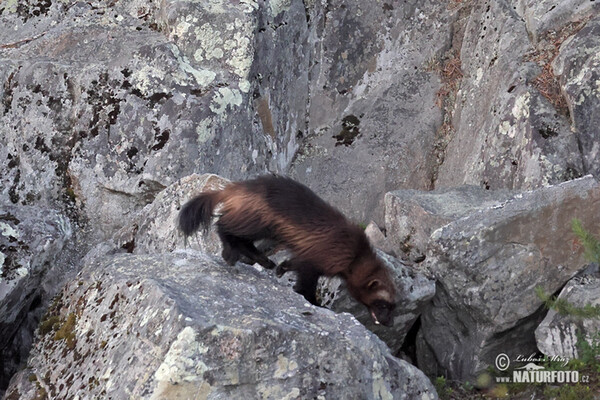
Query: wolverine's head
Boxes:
[
  {"xmin": 362, "ymin": 277, "xmax": 396, "ymax": 326},
  {"xmin": 349, "ymin": 257, "xmax": 397, "ymax": 327}
]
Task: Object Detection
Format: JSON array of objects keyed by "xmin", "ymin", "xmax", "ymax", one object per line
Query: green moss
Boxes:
[
  {"xmin": 65, "ymin": 187, "xmax": 76, "ymax": 202},
  {"xmin": 543, "ymin": 384, "xmax": 595, "ymax": 400},
  {"xmin": 31, "ymin": 374, "xmax": 48, "ymax": 400},
  {"xmin": 434, "ymin": 376, "xmax": 454, "ymax": 400},
  {"xmin": 39, "ymin": 316, "xmax": 61, "ymax": 335},
  {"xmin": 4, "ymin": 388, "xmax": 21, "ymax": 400},
  {"xmin": 34, "ymin": 386, "xmax": 47, "ymax": 400},
  {"xmin": 53, "ymin": 313, "xmax": 77, "ymax": 350}
]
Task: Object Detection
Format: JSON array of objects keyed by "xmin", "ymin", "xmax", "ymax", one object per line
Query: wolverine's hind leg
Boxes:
[
  {"xmin": 275, "ymin": 259, "xmax": 294, "ymax": 277},
  {"xmin": 217, "ymin": 228, "xmax": 276, "ymax": 269},
  {"xmin": 217, "ymin": 230, "xmax": 241, "ymax": 266},
  {"xmin": 236, "ymin": 239, "xmax": 276, "ymax": 270}
]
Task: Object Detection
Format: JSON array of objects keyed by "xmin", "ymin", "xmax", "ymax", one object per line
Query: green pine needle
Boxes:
[
  {"xmin": 572, "ymin": 218, "xmax": 600, "ymax": 264},
  {"xmin": 536, "ymin": 286, "xmax": 600, "ymax": 319}
]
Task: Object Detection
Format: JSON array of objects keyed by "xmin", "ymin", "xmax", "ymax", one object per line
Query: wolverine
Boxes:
[{"xmin": 178, "ymin": 175, "xmax": 396, "ymax": 326}]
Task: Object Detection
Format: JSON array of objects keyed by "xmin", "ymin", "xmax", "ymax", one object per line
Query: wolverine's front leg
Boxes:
[
  {"xmin": 235, "ymin": 239, "xmax": 277, "ymax": 270},
  {"xmin": 217, "ymin": 226, "xmax": 276, "ymax": 269},
  {"xmin": 275, "ymin": 259, "xmax": 293, "ymax": 277},
  {"xmin": 292, "ymin": 261, "xmax": 321, "ymax": 306}
]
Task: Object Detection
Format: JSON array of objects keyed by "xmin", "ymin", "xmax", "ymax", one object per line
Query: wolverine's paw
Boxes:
[
  {"xmin": 275, "ymin": 265, "xmax": 285, "ymax": 277},
  {"xmin": 275, "ymin": 260, "xmax": 292, "ymax": 277},
  {"xmin": 261, "ymin": 259, "xmax": 277, "ymax": 270},
  {"xmin": 221, "ymin": 247, "xmax": 240, "ymax": 266}
]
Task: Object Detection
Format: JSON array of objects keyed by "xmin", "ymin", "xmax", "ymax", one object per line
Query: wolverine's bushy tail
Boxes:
[{"xmin": 178, "ymin": 191, "xmax": 221, "ymax": 236}]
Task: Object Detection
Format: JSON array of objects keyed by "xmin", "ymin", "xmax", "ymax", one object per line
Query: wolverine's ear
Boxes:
[{"xmin": 367, "ymin": 279, "xmax": 381, "ymax": 291}]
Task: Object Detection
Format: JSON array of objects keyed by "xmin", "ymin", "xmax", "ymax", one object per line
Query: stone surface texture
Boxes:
[
  {"xmin": 535, "ymin": 275, "xmax": 600, "ymax": 360},
  {"xmin": 0, "ymin": 205, "xmax": 73, "ymax": 392},
  {"xmin": 4, "ymin": 251, "xmax": 437, "ymax": 400},
  {"xmin": 2, "ymin": 0, "xmax": 600, "ymax": 395},
  {"xmin": 436, "ymin": 0, "xmax": 585, "ymax": 191},
  {"xmin": 416, "ymin": 176, "xmax": 600, "ymax": 379},
  {"xmin": 291, "ymin": 0, "xmax": 451, "ymax": 225}
]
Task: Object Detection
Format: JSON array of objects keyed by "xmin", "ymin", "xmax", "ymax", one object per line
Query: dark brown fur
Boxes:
[{"xmin": 178, "ymin": 175, "xmax": 396, "ymax": 325}]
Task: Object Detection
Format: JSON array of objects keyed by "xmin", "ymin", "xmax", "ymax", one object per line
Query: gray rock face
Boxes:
[
  {"xmin": 436, "ymin": 0, "xmax": 584, "ymax": 191},
  {"xmin": 290, "ymin": 0, "xmax": 452, "ymax": 225},
  {"xmin": 535, "ymin": 275, "xmax": 600, "ymax": 360},
  {"xmin": 364, "ymin": 221, "xmax": 396, "ymax": 256},
  {"xmin": 513, "ymin": 0, "xmax": 600, "ymax": 42},
  {"xmin": 3, "ymin": 0, "xmax": 600, "ymax": 392},
  {"xmin": 0, "ymin": 0, "xmax": 314, "ymax": 241},
  {"xmin": 416, "ymin": 176, "xmax": 600, "ymax": 380},
  {"xmin": 114, "ymin": 173, "xmax": 230, "ymax": 255},
  {"xmin": 0, "ymin": 205, "xmax": 72, "ymax": 394},
  {"xmin": 79, "ymin": 173, "xmax": 229, "ymax": 270},
  {"xmin": 553, "ymin": 15, "xmax": 600, "ymax": 179},
  {"xmin": 4, "ymin": 251, "xmax": 438, "ymax": 400},
  {"xmin": 3, "ymin": 0, "xmax": 600, "ymax": 231}
]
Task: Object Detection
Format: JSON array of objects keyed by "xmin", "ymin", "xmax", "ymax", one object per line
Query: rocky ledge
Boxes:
[{"xmin": 4, "ymin": 251, "xmax": 437, "ymax": 400}]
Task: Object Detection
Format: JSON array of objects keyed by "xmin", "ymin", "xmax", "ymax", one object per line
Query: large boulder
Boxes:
[
  {"xmin": 384, "ymin": 185, "xmax": 513, "ymax": 263},
  {"xmin": 413, "ymin": 176, "xmax": 600, "ymax": 380},
  {"xmin": 0, "ymin": 0, "xmax": 315, "ymax": 241},
  {"xmin": 112, "ymin": 173, "xmax": 230, "ymax": 255},
  {"xmin": 4, "ymin": 251, "xmax": 438, "ymax": 400},
  {"xmin": 0, "ymin": 205, "xmax": 73, "ymax": 396},
  {"xmin": 535, "ymin": 275, "xmax": 600, "ymax": 360}
]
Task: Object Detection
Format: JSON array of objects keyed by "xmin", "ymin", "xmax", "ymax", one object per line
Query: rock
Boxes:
[
  {"xmin": 385, "ymin": 185, "xmax": 513, "ymax": 262},
  {"xmin": 364, "ymin": 221, "xmax": 395, "ymax": 256},
  {"xmin": 4, "ymin": 251, "xmax": 438, "ymax": 400},
  {"xmin": 80, "ymin": 173, "xmax": 230, "ymax": 268},
  {"xmin": 290, "ymin": 0, "xmax": 453, "ymax": 225},
  {"xmin": 321, "ymin": 250, "xmax": 435, "ymax": 353},
  {"xmin": 417, "ymin": 176, "xmax": 600, "ymax": 380},
  {"xmin": 535, "ymin": 275, "xmax": 600, "ymax": 360},
  {"xmin": 0, "ymin": 0, "xmax": 315, "ymax": 241},
  {"xmin": 436, "ymin": 0, "xmax": 584, "ymax": 191},
  {"xmin": 114, "ymin": 173, "xmax": 230, "ymax": 255},
  {"xmin": 0, "ymin": 205, "xmax": 73, "ymax": 396},
  {"xmin": 553, "ymin": 15, "xmax": 600, "ymax": 180},
  {"xmin": 514, "ymin": 0, "xmax": 600, "ymax": 42}
]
